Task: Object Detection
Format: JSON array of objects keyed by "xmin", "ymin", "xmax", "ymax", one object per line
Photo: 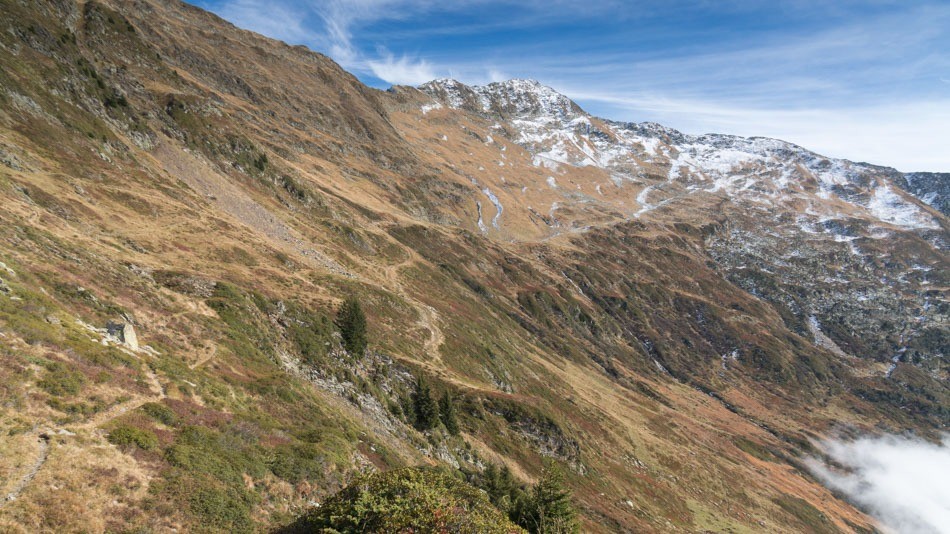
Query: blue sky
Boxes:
[{"xmin": 191, "ymin": 0, "xmax": 950, "ymax": 171}]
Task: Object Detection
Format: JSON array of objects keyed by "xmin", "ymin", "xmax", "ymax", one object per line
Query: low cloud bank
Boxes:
[{"xmin": 806, "ymin": 434, "xmax": 950, "ymax": 534}]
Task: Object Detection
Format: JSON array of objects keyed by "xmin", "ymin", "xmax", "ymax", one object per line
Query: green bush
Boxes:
[
  {"xmin": 141, "ymin": 402, "xmax": 177, "ymax": 425},
  {"xmin": 107, "ymin": 425, "xmax": 159, "ymax": 451},
  {"xmin": 164, "ymin": 426, "xmax": 268, "ymax": 486},
  {"xmin": 289, "ymin": 311, "xmax": 334, "ymax": 366},
  {"xmin": 155, "ymin": 471, "xmax": 257, "ymax": 534},
  {"xmin": 290, "ymin": 467, "xmax": 523, "ymax": 533},
  {"xmin": 38, "ymin": 361, "xmax": 85, "ymax": 396},
  {"xmin": 269, "ymin": 443, "xmax": 325, "ymax": 484},
  {"xmin": 188, "ymin": 477, "xmax": 256, "ymax": 533}
]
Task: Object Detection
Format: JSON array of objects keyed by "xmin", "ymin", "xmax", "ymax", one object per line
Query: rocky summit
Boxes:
[{"xmin": 0, "ymin": 1, "xmax": 945, "ymax": 532}]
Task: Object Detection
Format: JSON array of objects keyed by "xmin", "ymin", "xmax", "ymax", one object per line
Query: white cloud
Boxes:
[
  {"xmin": 806, "ymin": 434, "xmax": 950, "ymax": 534},
  {"xmin": 213, "ymin": 0, "xmax": 316, "ymax": 45},
  {"xmin": 487, "ymin": 68, "xmax": 509, "ymax": 83},
  {"xmin": 198, "ymin": 0, "xmax": 950, "ymax": 170},
  {"xmin": 367, "ymin": 53, "xmax": 437, "ymax": 85}
]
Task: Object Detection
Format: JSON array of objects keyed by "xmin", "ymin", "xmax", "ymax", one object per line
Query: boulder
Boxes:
[{"xmin": 106, "ymin": 321, "xmax": 139, "ymax": 351}]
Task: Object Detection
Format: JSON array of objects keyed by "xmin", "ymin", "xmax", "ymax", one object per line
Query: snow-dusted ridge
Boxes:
[
  {"xmin": 419, "ymin": 78, "xmax": 946, "ymax": 408},
  {"xmin": 420, "ymin": 78, "xmax": 945, "ymax": 232}
]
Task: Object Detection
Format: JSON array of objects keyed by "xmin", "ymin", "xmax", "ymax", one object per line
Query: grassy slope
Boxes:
[{"xmin": 0, "ymin": 0, "xmax": 940, "ymax": 532}]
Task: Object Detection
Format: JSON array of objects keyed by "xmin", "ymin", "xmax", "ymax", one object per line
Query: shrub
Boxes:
[
  {"xmin": 155, "ymin": 471, "xmax": 256, "ymax": 534},
  {"xmin": 141, "ymin": 402, "xmax": 177, "ymax": 425},
  {"xmin": 38, "ymin": 361, "xmax": 85, "ymax": 396},
  {"xmin": 107, "ymin": 425, "xmax": 159, "ymax": 451},
  {"xmin": 289, "ymin": 467, "xmax": 523, "ymax": 533}
]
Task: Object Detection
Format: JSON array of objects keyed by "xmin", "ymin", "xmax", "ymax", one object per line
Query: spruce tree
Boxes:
[
  {"xmin": 484, "ymin": 464, "xmax": 501, "ymax": 503},
  {"xmin": 516, "ymin": 460, "xmax": 578, "ymax": 533},
  {"xmin": 336, "ymin": 295, "xmax": 367, "ymax": 356},
  {"xmin": 439, "ymin": 392, "xmax": 459, "ymax": 435},
  {"xmin": 498, "ymin": 465, "xmax": 518, "ymax": 509},
  {"xmin": 484, "ymin": 463, "xmax": 518, "ymax": 513},
  {"xmin": 412, "ymin": 377, "xmax": 440, "ymax": 430}
]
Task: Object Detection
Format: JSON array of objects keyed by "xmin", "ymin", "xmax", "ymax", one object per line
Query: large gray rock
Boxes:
[{"xmin": 106, "ymin": 321, "xmax": 139, "ymax": 351}]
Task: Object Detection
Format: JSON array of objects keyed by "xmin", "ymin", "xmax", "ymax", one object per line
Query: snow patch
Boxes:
[
  {"xmin": 475, "ymin": 201, "xmax": 487, "ymax": 234},
  {"xmin": 420, "ymin": 101, "xmax": 443, "ymax": 115},
  {"xmin": 866, "ymin": 185, "xmax": 938, "ymax": 230},
  {"xmin": 482, "ymin": 188, "xmax": 504, "ymax": 229}
]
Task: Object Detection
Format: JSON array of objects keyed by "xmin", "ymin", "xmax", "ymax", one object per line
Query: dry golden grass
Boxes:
[{"xmin": 0, "ymin": 1, "xmax": 940, "ymax": 532}]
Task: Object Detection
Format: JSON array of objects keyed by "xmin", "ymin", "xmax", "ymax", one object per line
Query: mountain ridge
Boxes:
[{"xmin": 418, "ymin": 77, "xmax": 947, "ymax": 219}]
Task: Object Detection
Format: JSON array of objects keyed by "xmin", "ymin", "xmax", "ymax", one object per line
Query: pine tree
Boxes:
[
  {"xmin": 483, "ymin": 463, "xmax": 519, "ymax": 513},
  {"xmin": 516, "ymin": 460, "xmax": 578, "ymax": 533},
  {"xmin": 484, "ymin": 464, "xmax": 501, "ymax": 503},
  {"xmin": 412, "ymin": 377, "xmax": 440, "ymax": 431},
  {"xmin": 336, "ymin": 295, "xmax": 367, "ymax": 356},
  {"xmin": 439, "ymin": 392, "xmax": 459, "ymax": 435}
]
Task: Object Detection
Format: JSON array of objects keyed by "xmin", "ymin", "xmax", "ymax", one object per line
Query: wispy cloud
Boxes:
[
  {"xmin": 367, "ymin": 51, "xmax": 436, "ymax": 85},
  {"xmin": 806, "ymin": 434, "xmax": 950, "ymax": 534},
  {"xmin": 193, "ymin": 0, "xmax": 950, "ymax": 170},
  {"xmin": 210, "ymin": 0, "xmax": 316, "ymax": 45}
]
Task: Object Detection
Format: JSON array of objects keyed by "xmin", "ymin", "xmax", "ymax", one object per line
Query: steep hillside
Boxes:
[{"xmin": 0, "ymin": 1, "xmax": 945, "ymax": 532}]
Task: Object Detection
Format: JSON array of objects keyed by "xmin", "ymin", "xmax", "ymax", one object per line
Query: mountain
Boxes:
[
  {"xmin": 0, "ymin": 1, "xmax": 945, "ymax": 532},
  {"xmin": 415, "ymin": 77, "xmax": 947, "ymax": 377}
]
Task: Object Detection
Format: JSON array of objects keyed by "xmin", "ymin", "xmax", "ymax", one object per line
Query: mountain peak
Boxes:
[{"xmin": 420, "ymin": 77, "xmax": 582, "ymax": 120}]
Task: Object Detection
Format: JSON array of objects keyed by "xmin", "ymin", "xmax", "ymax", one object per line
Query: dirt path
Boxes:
[
  {"xmin": 2, "ymin": 362, "xmax": 167, "ymax": 506},
  {"xmin": 72, "ymin": 364, "xmax": 165, "ymax": 432},
  {"xmin": 2, "ymin": 434, "xmax": 49, "ymax": 506},
  {"xmin": 189, "ymin": 343, "xmax": 218, "ymax": 370},
  {"xmin": 380, "ymin": 249, "xmax": 445, "ymax": 365}
]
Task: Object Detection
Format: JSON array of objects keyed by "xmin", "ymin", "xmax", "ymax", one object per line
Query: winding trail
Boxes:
[
  {"xmin": 3, "ymin": 434, "xmax": 49, "ymax": 506},
  {"xmin": 2, "ymin": 361, "xmax": 166, "ymax": 507},
  {"xmin": 380, "ymin": 248, "xmax": 445, "ymax": 365},
  {"xmin": 189, "ymin": 343, "xmax": 218, "ymax": 370},
  {"xmin": 371, "ymin": 244, "xmax": 509, "ymax": 395},
  {"xmin": 71, "ymin": 365, "xmax": 165, "ymax": 431}
]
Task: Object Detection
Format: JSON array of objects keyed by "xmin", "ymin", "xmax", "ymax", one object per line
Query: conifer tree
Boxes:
[
  {"xmin": 439, "ymin": 392, "xmax": 460, "ymax": 435},
  {"xmin": 516, "ymin": 460, "xmax": 578, "ymax": 533},
  {"xmin": 483, "ymin": 463, "xmax": 519, "ymax": 513},
  {"xmin": 336, "ymin": 295, "xmax": 367, "ymax": 356},
  {"xmin": 412, "ymin": 377, "xmax": 440, "ymax": 430}
]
